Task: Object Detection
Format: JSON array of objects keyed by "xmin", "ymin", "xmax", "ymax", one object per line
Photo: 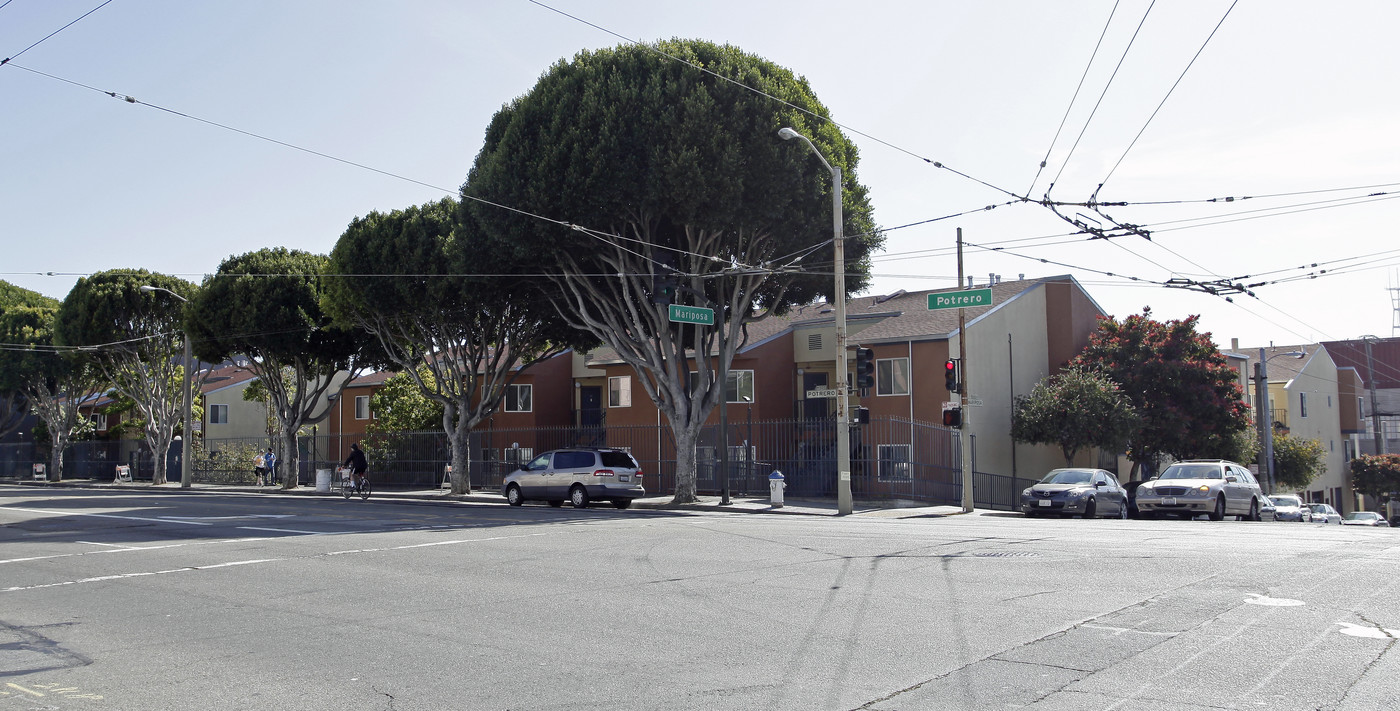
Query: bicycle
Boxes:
[{"xmin": 338, "ymin": 466, "xmax": 371, "ymax": 500}]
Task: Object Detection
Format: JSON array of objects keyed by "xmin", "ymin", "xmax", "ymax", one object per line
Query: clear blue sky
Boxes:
[{"xmin": 3, "ymin": 0, "xmax": 1396, "ymax": 349}]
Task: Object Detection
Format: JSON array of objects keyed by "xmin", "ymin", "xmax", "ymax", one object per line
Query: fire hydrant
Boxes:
[{"xmin": 769, "ymin": 470, "xmax": 785, "ymax": 508}]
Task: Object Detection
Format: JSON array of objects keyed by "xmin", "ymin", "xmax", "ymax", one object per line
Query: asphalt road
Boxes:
[{"xmin": 2, "ymin": 486, "xmax": 1397, "ymax": 710}]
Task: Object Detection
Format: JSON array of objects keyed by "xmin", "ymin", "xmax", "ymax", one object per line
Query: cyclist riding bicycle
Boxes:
[{"xmin": 343, "ymin": 442, "xmax": 368, "ymax": 492}]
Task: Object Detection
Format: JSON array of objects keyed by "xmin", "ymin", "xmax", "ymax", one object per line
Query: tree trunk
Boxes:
[
  {"xmin": 280, "ymin": 422, "xmax": 300, "ymax": 489},
  {"xmin": 671, "ymin": 426, "xmax": 699, "ymax": 504},
  {"xmin": 48, "ymin": 439, "xmax": 66, "ymax": 483},
  {"xmin": 448, "ymin": 403, "xmax": 473, "ymax": 495}
]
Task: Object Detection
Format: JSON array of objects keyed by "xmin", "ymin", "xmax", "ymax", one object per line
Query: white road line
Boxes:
[
  {"xmin": 0, "ymin": 537, "xmax": 271, "ymax": 565},
  {"xmin": 237, "ymin": 526, "xmax": 345, "ymax": 535},
  {"xmin": 76, "ymin": 541, "xmax": 142, "ymax": 549},
  {"xmin": 3, "ymin": 506, "xmax": 212, "ymax": 526}
]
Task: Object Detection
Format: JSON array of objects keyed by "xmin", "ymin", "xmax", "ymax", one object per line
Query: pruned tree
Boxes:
[
  {"xmin": 0, "ymin": 286, "xmax": 105, "ymax": 480},
  {"xmin": 1011, "ymin": 365, "xmax": 1139, "ymax": 466},
  {"xmin": 186, "ymin": 248, "xmax": 366, "ymax": 489},
  {"xmin": 54, "ymin": 270, "xmax": 200, "ymax": 485},
  {"xmin": 1071, "ymin": 307, "xmax": 1252, "ymax": 478},
  {"xmin": 468, "ymin": 39, "xmax": 882, "ymax": 502},
  {"xmin": 368, "ymin": 368, "xmax": 445, "ymax": 434},
  {"xmin": 324, "ymin": 198, "xmax": 584, "ymax": 494},
  {"xmin": 0, "ymin": 280, "xmax": 56, "ymax": 440},
  {"xmin": 1271, "ymin": 431, "xmax": 1326, "ymax": 491}
]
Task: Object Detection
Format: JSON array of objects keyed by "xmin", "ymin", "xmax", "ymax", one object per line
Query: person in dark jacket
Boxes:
[{"xmin": 343, "ymin": 442, "xmax": 368, "ymax": 491}]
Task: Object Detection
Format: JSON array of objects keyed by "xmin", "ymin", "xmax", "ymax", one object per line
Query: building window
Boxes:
[
  {"xmin": 1359, "ymin": 397, "xmax": 1365, "ymax": 419},
  {"xmin": 877, "ymin": 444, "xmax": 911, "ymax": 482},
  {"xmin": 90, "ymin": 412, "xmax": 108, "ymax": 431},
  {"xmin": 355, "ymin": 395, "xmax": 371, "ymax": 420},
  {"xmin": 876, "ymin": 358, "xmax": 910, "ymax": 396},
  {"xmin": 209, "ymin": 404, "xmax": 228, "ymax": 425},
  {"xmin": 687, "ymin": 370, "xmax": 755, "ymax": 403},
  {"xmin": 1300, "ymin": 393, "xmax": 1308, "ymax": 418},
  {"xmin": 504, "ymin": 384, "xmax": 532, "ymax": 413},
  {"xmin": 608, "ymin": 376, "xmax": 631, "ymax": 408}
]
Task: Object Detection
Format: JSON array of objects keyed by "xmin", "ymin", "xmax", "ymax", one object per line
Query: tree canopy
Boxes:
[
  {"xmin": 324, "ymin": 197, "xmax": 584, "ymax": 494},
  {"xmin": 54, "ymin": 269, "xmax": 198, "ymax": 485},
  {"xmin": 1071, "ymin": 307, "xmax": 1251, "ymax": 476},
  {"xmin": 467, "ymin": 39, "xmax": 882, "ymax": 502},
  {"xmin": 0, "ymin": 281, "xmax": 60, "ymax": 439},
  {"xmin": 1010, "ymin": 365, "xmax": 1139, "ymax": 467},
  {"xmin": 187, "ymin": 248, "xmax": 366, "ymax": 487},
  {"xmin": 1271, "ymin": 431, "xmax": 1326, "ymax": 491},
  {"xmin": 1350, "ymin": 453, "xmax": 1400, "ymax": 504}
]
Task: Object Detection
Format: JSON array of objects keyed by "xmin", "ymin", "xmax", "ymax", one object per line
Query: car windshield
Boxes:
[
  {"xmin": 1345, "ymin": 512, "xmax": 1377, "ymax": 520},
  {"xmin": 1040, "ymin": 469, "xmax": 1093, "ymax": 485},
  {"xmin": 1271, "ymin": 496, "xmax": 1302, "ymax": 507},
  {"xmin": 1159, "ymin": 464, "xmax": 1222, "ymax": 480},
  {"xmin": 1308, "ymin": 504, "xmax": 1330, "ymax": 513}
]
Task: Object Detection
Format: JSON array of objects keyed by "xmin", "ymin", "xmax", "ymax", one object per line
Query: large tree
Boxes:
[
  {"xmin": 1071, "ymin": 307, "xmax": 1252, "ymax": 478},
  {"xmin": 1011, "ymin": 365, "xmax": 1139, "ymax": 467},
  {"xmin": 1350, "ymin": 453, "xmax": 1400, "ymax": 505},
  {"xmin": 0, "ymin": 286, "xmax": 105, "ymax": 480},
  {"xmin": 468, "ymin": 39, "xmax": 882, "ymax": 503},
  {"xmin": 54, "ymin": 270, "xmax": 200, "ymax": 485},
  {"xmin": 186, "ymin": 248, "xmax": 366, "ymax": 489},
  {"xmin": 324, "ymin": 198, "xmax": 584, "ymax": 494},
  {"xmin": 0, "ymin": 281, "xmax": 57, "ymax": 440}
]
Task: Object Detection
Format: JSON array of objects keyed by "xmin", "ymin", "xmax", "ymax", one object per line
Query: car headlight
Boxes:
[
  {"xmin": 1136, "ymin": 485, "xmax": 1150, "ymax": 496},
  {"xmin": 1022, "ymin": 488, "xmax": 1032, "ymax": 497}
]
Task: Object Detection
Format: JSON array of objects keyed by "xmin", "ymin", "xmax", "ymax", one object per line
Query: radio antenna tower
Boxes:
[{"xmin": 1392, "ymin": 270, "xmax": 1400, "ymax": 337}]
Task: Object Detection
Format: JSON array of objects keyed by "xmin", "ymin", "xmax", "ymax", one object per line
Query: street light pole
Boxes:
[
  {"xmin": 779, "ymin": 127, "xmax": 852, "ymax": 515},
  {"xmin": 1363, "ymin": 336, "xmax": 1384, "ymax": 456},
  {"xmin": 139, "ymin": 285, "xmax": 194, "ymax": 489}
]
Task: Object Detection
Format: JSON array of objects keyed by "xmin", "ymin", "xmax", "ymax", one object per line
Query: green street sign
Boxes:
[
  {"xmin": 928, "ymin": 288, "xmax": 993, "ymax": 311},
  {"xmin": 668, "ymin": 304, "xmax": 715, "ymax": 325}
]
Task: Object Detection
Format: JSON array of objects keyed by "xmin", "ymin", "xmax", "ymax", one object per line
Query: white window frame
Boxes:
[
  {"xmin": 1300, "ymin": 392, "xmax": 1308, "ymax": 418},
  {"xmin": 355, "ymin": 395, "xmax": 371, "ymax": 420},
  {"xmin": 876, "ymin": 357, "xmax": 910, "ymax": 396},
  {"xmin": 608, "ymin": 376, "xmax": 632, "ymax": 408},
  {"xmin": 504, "ymin": 383, "xmax": 532, "ymax": 413},
  {"xmin": 208, "ymin": 404, "xmax": 229, "ymax": 425},
  {"xmin": 877, "ymin": 444, "xmax": 912, "ymax": 483},
  {"xmin": 90, "ymin": 412, "xmax": 108, "ymax": 431}
]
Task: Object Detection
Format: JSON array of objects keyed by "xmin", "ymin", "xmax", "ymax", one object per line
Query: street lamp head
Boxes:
[
  {"xmin": 777, "ymin": 127, "xmax": 800, "ymax": 141},
  {"xmin": 139, "ymin": 284, "xmax": 188, "ymax": 302},
  {"xmin": 138, "ymin": 285, "xmax": 158, "ymax": 293}
]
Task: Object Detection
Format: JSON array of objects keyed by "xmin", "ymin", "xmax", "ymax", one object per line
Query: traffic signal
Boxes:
[
  {"xmin": 942, "ymin": 405, "xmax": 962, "ymax": 428},
  {"xmin": 854, "ymin": 406, "xmax": 870, "ymax": 425},
  {"xmin": 651, "ymin": 265, "xmax": 678, "ymax": 305},
  {"xmin": 944, "ymin": 358, "xmax": 961, "ymax": 394},
  {"xmin": 855, "ymin": 347, "xmax": 875, "ymax": 390}
]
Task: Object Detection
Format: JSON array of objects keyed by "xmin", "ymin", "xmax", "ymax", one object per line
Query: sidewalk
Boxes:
[{"xmin": 3, "ymin": 478, "xmax": 971, "ymax": 519}]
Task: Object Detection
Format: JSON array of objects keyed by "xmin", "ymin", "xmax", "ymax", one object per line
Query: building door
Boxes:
[
  {"xmin": 802, "ymin": 372, "xmax": 829, "ymax": 420},
  {"xmin": 579, "ymin": 386, "xmax": 602, "ymax": 426}
]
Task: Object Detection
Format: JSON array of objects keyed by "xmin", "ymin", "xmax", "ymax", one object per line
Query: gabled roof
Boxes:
[
  {"xmin": 1244, "ymin": 344, "xmax": 1326, "ymax": 384},
  {"xmin": 201, "ymin": 365, "xmax": 260, "ymax": 395}
]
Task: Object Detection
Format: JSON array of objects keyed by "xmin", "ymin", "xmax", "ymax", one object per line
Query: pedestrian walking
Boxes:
[{"xmin": 264, "ymin": 448, "xmax": 278, "ymax": 486}]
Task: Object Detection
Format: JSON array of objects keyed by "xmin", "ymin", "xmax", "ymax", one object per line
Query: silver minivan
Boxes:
[
  {"xmin": 503, "ymin": 448, "xmax": 645, "ymax": 509},
  {"xmin": 1135, "ymin": 459, "xmax": 1265, "ymax": 521}
]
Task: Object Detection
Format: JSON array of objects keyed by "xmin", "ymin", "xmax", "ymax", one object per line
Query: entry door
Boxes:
[
  {"xmin": 580, "ymin": 386, "xmax": 602, "ymax": 426},
  {"xmin": 803, "ymin": 372, "xmax": 829, "ymax": 420}
]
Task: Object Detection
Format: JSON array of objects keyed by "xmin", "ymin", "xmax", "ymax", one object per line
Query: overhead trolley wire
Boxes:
[{"xmin": 0, "ymin": 0, "xmax": 114, "ymax": 65}]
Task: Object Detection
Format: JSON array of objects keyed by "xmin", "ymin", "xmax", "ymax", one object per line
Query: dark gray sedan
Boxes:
[{"xmin": 1021, "ymin": 468, "xmax": 1129, "ymax": 519}]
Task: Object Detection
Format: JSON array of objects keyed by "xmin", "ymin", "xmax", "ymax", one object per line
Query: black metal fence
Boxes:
[{"xmin": 1, "ymin": 416, "xmax": 1043, "ymax": 510}]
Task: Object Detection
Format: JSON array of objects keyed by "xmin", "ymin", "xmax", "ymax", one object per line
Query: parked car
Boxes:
[
  {"xmin": 1259, "ymin": 496, "xmax": 1277, "ymax": 522},
  {"xmin": 1342, "ymin": 511, "xmax": 1390, "ymax": 527},
  {"xmin": 1134, "ymin": 460, "xmax": 1265, "ymax": 521},
  {"xmin": 1021, "ymin": 468, "xmax": 1128, "ymax": 519},
  {"xmin": 502, "ymin": 448, "xmax": 646, "ymax": 509},
  {"xmin": 1268, "ymin": 494, "xmax": 1312, "ymax": 522},
  {"xmin": 1306, "ymin": 503, "xmax": 1343, "ymax": 525}
]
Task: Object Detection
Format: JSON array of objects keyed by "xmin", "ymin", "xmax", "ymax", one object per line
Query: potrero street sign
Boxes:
[
  {"xmin": 668, "ymin": 304, "xmax": 715, "ymax": 325},
  {"xmin": 928, "ymin": 288, "xmax": 992, "ymax": 310}
]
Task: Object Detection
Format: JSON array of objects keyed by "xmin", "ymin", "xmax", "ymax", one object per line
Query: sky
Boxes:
[{"xmin": 3, "ymin": 0, "xmax": 1397, "ymax": 351}]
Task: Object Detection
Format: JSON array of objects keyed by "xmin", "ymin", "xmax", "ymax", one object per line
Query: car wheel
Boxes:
[
  {"xmin": 1248, "ymin": 499, "xmax": 1260, "ymax": 522},
  {"xmin": 1118, "ymin": 501, "xmax": 1129, "ymax": 519},
  {"xmin": 611, "ymin": 499, "xmax": 631, "ymax": 510},
  {"xmin": 506, "ymin": 484, "xmax": 524, "ymax": 507},
  {"xmin": 548, "ymin": 500, "xmax": 564, "ymax": 508},
  {"xmin": 1209, "ymin": 495, "xmax": 1226, "ymax": 521},
  {"xmin": 1024, "ymin": 510, "xmax": 1038, "ymax": 518},
  {"xmin": 570, "ymin": 485, "xmax": 589, "ymax": 509},
  {"xmin": 1082, "ymin": 498, "xmax": 1097, "ymax": 519}
]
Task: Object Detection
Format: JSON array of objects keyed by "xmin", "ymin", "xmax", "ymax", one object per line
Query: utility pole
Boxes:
[
  {"xmin": 1364, "ymin": 336, "xmax": 1384, "ymax": 455},
  {"xmin": 1254, "ymin": 349, "xmax": 1274, "ymax": 493},
  {"xmin": 957, "ymin": 228, "xmax": 973, "ymax": 513}
]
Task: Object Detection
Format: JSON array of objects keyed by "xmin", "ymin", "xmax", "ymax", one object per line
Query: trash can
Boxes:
[
  {"xmin": 315, "ymin": 468, "xmax": 333, "ymax": 493},
  {"xmin": 769, "ymin": 470, "xmax": 785, "ymax": 508}
]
